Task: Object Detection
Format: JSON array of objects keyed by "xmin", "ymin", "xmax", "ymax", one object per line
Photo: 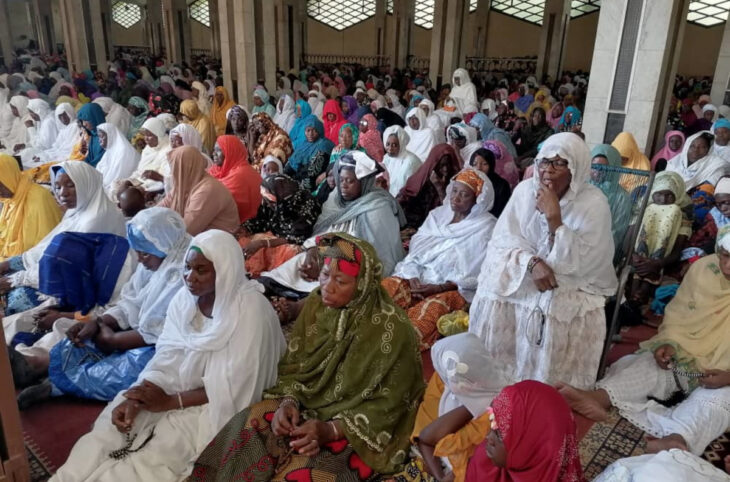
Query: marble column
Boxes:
[
  {"xmin": 217, "ymin": 0, "xmax": 257, "ymax": 104},
  {"xmin": 218, "ymin": 0, "xmax": 236, "ymax": 90},
  {"xmin": 469, "ymin": 0, "xmax": 490, "ymax": 58},
  {"xmin": 429, "ymin": 0, "xmax": 469, "ymax": 87},
  {"xmin": 386, "ymin": 0, "xmax": 414, "ymax": 70},
  {"xmin": 209, "ymin": 0, "xmax": 221, "ymax": 58},
  {"xmin": 88, "ymin": 0, "xmax": 109, "ymax": 72},
  {"xmin": 536, "ymin": 0, "xmax": 570, "ymax": 82},
  {"xmin": 146, "ymin": 0, "xmax": 165, "ymax": 56},
  {"xmin": 711, "ymin": 18, "xmax": 730, "ymax": 107},
  {"xmin": 161, "ymin": 0, "xmax": 192, "ymax": 64},
  {"xmin": 257, "ymin": 0, "xmax": 277, "ymax": 90},
  {"xmin": 582, "ymin": 0, "xmax": 689, "ymax": 154},
  {"xmin": 374, "ymin": 0, "xmax": 386, "ymax": 58},
  {"xmin": 0, "ymin": 0, "xmax": 14, "ymax": 66},
  {"xmin": 58, "ymin": 0, "xmax": 90, "ymax": 72},
  {"xmin": 30, "ymin": 0, "xmax": 55, "ymax": 55}
]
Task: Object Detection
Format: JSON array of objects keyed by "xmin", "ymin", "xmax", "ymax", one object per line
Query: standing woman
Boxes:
[
  {"xmin": 0, "ymin": 154, "xmax": 61, "ymax": 260},
  {"xmin": 191, "ymin": 233, "xmax": 424, "ymax": 481},
  {"xmin": 52, "ymin": 230, "xmax": 286, "ymax": 481},
  {"xmin": 209, "ymin": 135, "xmax": 262, "ymax": 223},
  {"xmin": 157, "ymin": 146, "xmax": 240, "ymax": 236},
  {"xmin": 210, "ymin": 86, "xmax": 236, "ymax": 136}
]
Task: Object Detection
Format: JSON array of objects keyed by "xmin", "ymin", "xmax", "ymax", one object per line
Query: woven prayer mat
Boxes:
[
  {"xmin": 25, "ymin": 432, "xmax": 55, "ymax": 481},
  {"xmin": 579, "ymin": 408, "xmax": 646, "ymax": 480}
]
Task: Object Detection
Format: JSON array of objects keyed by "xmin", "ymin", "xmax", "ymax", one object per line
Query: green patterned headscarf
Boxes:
[{"xmin": 264, "ymin": 232, "xmax": 424, "ymax": 474}]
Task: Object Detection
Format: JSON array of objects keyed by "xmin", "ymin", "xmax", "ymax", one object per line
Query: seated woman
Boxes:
[
  {"xmin": 0, "ymin": 96, "xmax": 31, "ymax": 156},
  {"xmin": 211, "ymin": 86, "xmax": 237, "ymax": 136},
  {"xmin": 513, "ymin": 107, "xmax": 554, "ymax": 168},
  {"xmin": 667, "ymin": 131, "xmax": 728, "ymax": 230},
  {"xmin": 328, "ymin": 122, "xmax": 361, "ymax": 168},
  {"xmin": 415, "ymin": 379, "xmax": 583, "ymax": 482},
  {"xmin": 467, "ymin": 133, "xmax": 617, "ymax": 391},
  {"xmin": 209, "ymin": 135, "xmax": 262, "ymax": 223},
  {"xmin": 224, "ymin": 104, "xmax": 249, "ymax": 148},
  {"xmin": 446, "ymin": 123, "xmax": 479, "ymax": 167},
  {"xmin": 73, "ymin": 102, "xmax": 107, "ymax": 167},
  {"xmin": 25, "ymin": 102, "xmax": 78, "ymax": 167},
  {"xmin": 96, "ymin": 123, "xmax": 140, "ymax": 196},
  {"xmin": 688, "ymin": 176, "xmax": 730, "ymax": 255},
  {"xmin": 261, "ymin": 154, "xmax": 283, "ymax": 179},
  {"xmin": 179, "ymin": 99, "xmax": 215, "ymax": 154},
  {"xmin": 652, "ymin": 130, "xmax": 685, "ymax": 171},
  {"xmin": 629, "ymin": 171, "xmax": 691, "ymax": 305},
  {"xmin": 259, "ymin": 152, "xmax": 405, "ymax": 304},
  {"xmin": 51, "ymin": 230, "xmax": 286, "ymax": 481},
  {"xmin": 405, "ymin": 108, "xmax": 437, "ymax": 163},
  {"xmin": 397, "ymin": 144, "xmax": 461, "ymax": 229},
  {"xmin": 249, "ymin": 112, "xmax": 293, "ymax": 169},
  {"xmin": 382, "ymin": 125, "xmax": 422, "ymax": 198},
  {"xmin": 560, "ymin": 225, "xmax": 730, "ymax": 458},
  {"xmin": 590, "ymin": 144, "xmax": 633, "ymax": 254},
  {"xmin": 158, "ymin": 146, "xmax": 240, "ymax": 236},
  {"xmin": 357, "ymin": 113, "xmax": 385, "ymax": 162},
  {"xmin": 612, "ymin": 131, "xmax": 651, "ymax": 173},
  {"xmin": 15, "ymin": 208, "xmax": 191, "ymax": 405},
  {"xmin": 483, "ymin": 139, "xmax": 520, "ymax": 189},
  {"xmin": 284, "ymin": 116, "xmax": 334, "ymax": 191},
  {"xmin": 169, "ymin": 123, "xmax": 207, "ymax": 157},
  {"xmin": 0, "ymin": 154, "xmax": 61, "ymax": 260},
  {"xmin": 126, "ymin": 96, "xmax": 150, "ymax": 141},
  {"xmin": 322, "ymin": 98, "xmax": 347, "ymax": 145},
  {"xmin": 383, "ymin": 169, "xmax": 497, "ymax": 349},
  {"xmin": 240, "ymin": 174, "xmax": 321, "ymax": 277},
  {"xmin": 18, "ymin": 99, "xmax": 58, "ymax": 167},
  {"xmin": 0, "ymin": 161, "xmax": 126, "ymax": 316},
  {"xmin": 191, "ymin": 233, "xmax": 425, "ymax": 481},
  {"xmin": 288, "ymin": 99, "xmax": 313, "ymax": 149},
  {"xmin": 469, "ymin": 148, "xmax": 511, "ymax": 217}
]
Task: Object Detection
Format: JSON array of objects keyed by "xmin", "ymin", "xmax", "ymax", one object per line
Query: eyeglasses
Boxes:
[{"xmin": 537, "ymin": 158, "xmax": 570, "ymax": 170}]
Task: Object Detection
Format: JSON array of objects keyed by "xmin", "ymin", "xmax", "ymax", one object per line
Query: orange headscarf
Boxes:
[{"xmin": 209, "ymin": 135, "xmax": 262, "ymax": 222}]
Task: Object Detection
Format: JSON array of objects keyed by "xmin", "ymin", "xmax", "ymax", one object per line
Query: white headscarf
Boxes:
[
  {"xmin": 262, "ymin": 155, "xmax": 284, "ymax": 178},
  {"xmin": 138, "ymin": 230, "xmax": 285, "ymax": 432},
  {"xmin": 191, "ymin": 80, "xmax": 211, "ymax": 115},
  {"xmin": 448, "ymin": 122, "xmax": 480, "ymax": 164},
  {"xmin": 393, "ymin": 168, "xmax": 496, "ymax": 301},
  {"xmin": 93, "ymin": 97, "xmax": 132, "ymax": 136},
  {"xmin": 25, "ymin": 99, "xmax": 57, "ymax": 150},
  {"xmin": 450, "ymin": 67, "xmax": 478, "ymax": 114},
  {"xmin": 133, "ymin": 117, "xmax": 173, "ymax": 191},
  {"xmin": 105, "ymin": 207, "xmax": 191, "ymax": 344},
  {"xmin": 12, "ymin": 161, "xmax": 126, "ymax": 289},
  {"xmin": 0, "ymin": 81, "xmax": 13, "ymax": 139},
  {"xmin": 273, "ymin": 94, "xmax": 296, "ymax": 133},
  {"xmin": 382, "ymin": 125, "xmax": 422, "ymax": 197},
  {"xmin": 667, "ymin": 131, "xmax": 729, "ymax": 190},
  {"xmin": 169, "ymin": 123, "xmax": 213, "ymax": 167},
  {"xmin": 96, "ymin": 123, "xmax": 140, "ymax": 194},
  {"xmin": 2, "ymin": 96, "xmax": 31, "ymax": 152},
  {"xmin": 404, "ymin": 108, "xmax": 437, "ymax": 163},
  {"xmin": 35, "ymin": 103, "xmax": 79, "ymax": 164},
  {"xmin": 481, "ymin": 98, "xmax": 498, "ymax": 121}
]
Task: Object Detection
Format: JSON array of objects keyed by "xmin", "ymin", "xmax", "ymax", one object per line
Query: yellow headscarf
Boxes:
[
  {"xmin": 611, "ymin": 132, "xmax": 651, "ymax": 171},
  {"xmin": 180, "ymin": 99, "xmax": 217, "ymax": 153},
  {"xmin": 210, "ymin": 86, "xmax": 236, "ymax": 137},
  {"xmin": 0, "ymin": 155, "xmax": 62, "ymax": 259},
  {"xmin": 526, "ymin": 89, "xmax": 552, "ymax": 118},
  {"xmin": 56, "ymin": 94, "xmax": 82, "ymax": 112}
]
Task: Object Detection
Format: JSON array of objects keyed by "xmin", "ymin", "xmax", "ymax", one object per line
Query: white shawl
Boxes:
[
  {"xmin": 393, "ymin": 169, "xmax": 497, "ymax": 301},
  {"xmin": 11, "ymin": 161, "xmax": 126, "ymax": 289},
  {"xmin": 404, "ymin": 108, "xmax": 437, "ymax": 163},
  {"xmin": 93, "ymin": 97, "xmax": 132, "ymax": 136},
  {"xmin": 33, "ymin": 103, "xmax": 79, "ymax": 165},
  {"xmin": 105, "ymin": 207, "xmax": 191, "ymax": 344},
  {"xmin": 382, "ymin": 125, "xmax": 422, "ymax": 197},
  {"xmin": 474, "ymin": 133, "xmax": 616, "ymax": 330},
  {"xmin": 131, "ymin": 117, "xmax": 172, "ymax": 192},
  {"xmin": 19, "ymin": 99, "xmax": 58, "ymax": 165},
  {"xmin": 274, "ymin": 94, "xmax": 296, "ymax": 133},
  {"xmin": 96, "ymin": 123, "xmax": 140, "ymax": 195},
  {"xmin": 667, "ymin": 131, "xmax": 729, "ymax": 190},
  {"xmin": 0, "ymin": 85, "xmax": 13, "ymax": 139},
  {"xmin": 138, "ymin": 230, "xmax": 286, "ymax": 433},
  {"xmin": 2, "ymin": 96, "xmax": 32, "ymax": 154},
  {"xmin": 191, "ymin": 81, "xmax": 211, "ymax": 115},
  {"xmin": 450, "ymin": 68, "xmax": 478, "ymax": 114},
  {"xmin": 419, "ymin": 99, "xmax": 447, "ymax": 144}
]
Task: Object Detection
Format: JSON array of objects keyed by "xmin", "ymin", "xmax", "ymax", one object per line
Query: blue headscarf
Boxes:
[
  {"xmin": 559, "ymin": 106, "xmax": 582, "ymax": 129},
  {"xmin": 468, "ymin": 113, "xmax": 491, "ymax": 140},
  {"xmin": 39, "ymin": 232, "xmax": 129, "ymax": 315},
  {"xmin": 127, "ymin": 223, "xmax": 167, "ymax": 259},
  {"xmin": 289, "ymin": 100, "xmax": 313, "ymax": 149},
  {"xmin": 287, "ymin": 116, "xmax": 334, "ymax": 171},
  {"xmin": 714, "ymin": 118, "xmax": 730, "ymax": 131},
  {"xmin": 515, "ymin": 93, "xmax": 534, "ymax": 113},
  {"xmin": 77, "ymin": 102, "xmax": 106, "ymax": 167}
]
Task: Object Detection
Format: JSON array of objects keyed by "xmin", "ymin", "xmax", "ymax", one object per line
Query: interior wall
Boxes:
[
  {"xmin": 678, "ymin": 22, "xmax": 724, "ymax": 77},
  {"xmin": 412, "ymin": 25, "xmax": 431, "ymax": 59},
  {"xmin": 189, "ymin": 18, "xmax": 212, "ymax": 51},
  {"xmin": 112, "ymin": 21, "xmax": 147, "ymax": 47},
  {"xmin": 7, "ymin": 0, "xmax": 33, "ymax": 48},
  {"xmin": 306, "ymin": 16, "xmax": 378, "ymax": 56},
  {"xmin": 484, "ymin": 11, "xmax": 541, "ymax": 58},
  {"xmin": 563, "ymin": 13, "xmax": 598, "ymax": 72}
]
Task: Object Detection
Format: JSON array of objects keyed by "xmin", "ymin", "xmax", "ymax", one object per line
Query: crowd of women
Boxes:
[{"xmin": 1, "ymin": 49, "xmax": 730, "ymax": 481}]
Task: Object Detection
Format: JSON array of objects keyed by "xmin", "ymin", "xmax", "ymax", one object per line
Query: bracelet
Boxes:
[
  {"xmin": 329, "ymin": 421, "xmax": 341, "ymax": 440},
  {"xmin": 280, "ymin": 397, "xmax": 298, "ymax": 409},
  {"xmin": 527, "ymin": 256, "xmax": 542, "ymax": 274},
  {"xmin": 266, "ymin": 239, "xmax": 271, "ymax": 248},
  {"xmin": 177, "ymin": 392, "xmax": 184, "ymax": 410}
]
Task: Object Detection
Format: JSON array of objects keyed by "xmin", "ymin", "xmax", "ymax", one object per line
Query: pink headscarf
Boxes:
[
  {"xmin": 651, "ymin": 130, "xmax": 685, "ymax": 169},
  {"xmin": 483, "ymin": 139, "xmax": 519, "ymax": 188},
  {"xmin": 357, "ymin": 114, "xmax": 385, "ymax": 162}
]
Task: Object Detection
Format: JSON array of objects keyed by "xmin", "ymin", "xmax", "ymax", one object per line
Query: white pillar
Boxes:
[
  {"xmin": 0, "ymin": 0, "xmax": 14, "ymax": 66},
  {"xmin": 582, "ymin": 0, "xmax": 690, "ymax": 154},
  {"xmin": 233, "ymin": 0, "xmax": 257, "ymax": 106},
  {"xmin": 711, "ymin": 19, "xmax": 730, "ymax": 107},
  {"xmin": 88, "ymin": 0, "xmax": 108, "ymax": 72},
  {"xmin": 536, "ymin": 0, "xmax": 570, "ymax": 82},
  {"xmin": 259, "ymin": 0, "xmax": 277, "ymax": 91},
  {"xmin": 469, "ymin": 0, "xmax": 491, "ymax": 58},
  {"xmin": 429, "ymin": 0, "xmax": 469, "ymax": 87}
]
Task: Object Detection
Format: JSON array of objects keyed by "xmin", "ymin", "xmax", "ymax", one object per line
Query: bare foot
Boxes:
[
  {"xmin": 556, "ymin": 382, "xmax": 610, "ymax": 422},
  {"xmin": 645, "ymin": 433, "xmax": 688, "ymax": 453},
  {"xmin": 724, "ymin": 454, "xmax": 730, "ymax": 474}
]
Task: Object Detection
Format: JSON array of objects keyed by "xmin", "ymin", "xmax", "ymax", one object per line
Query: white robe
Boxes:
[
  {"xmin": 450, "ymin": 68, "xmax": 478, "ymax": 114},
  {"xmin": 94, "ymin": 97, "xmax": 133, "ymax": 137},
  {"xmin": 19, "ymin": 99, "xmax": 59, "ymax": 166},
  {"xmin": 96, "ymin": 123, "xmax": 140, "ymax": 196},
  {"xmin": 2, "ymin": 96, "xmax": 32, "ymax": 155},
  {"xmin": 666, "ymin": 131, "xmax": 729, "ymax": 190},
  {"xmin": 127, "ymin": 117, "xmax": 172, "ymax": 193},
  {"xmin": 382, "ymin": 126, "xmax": 423, "ymax": 198},
  {"xmin": 405, "ymin": 108, "xmax": 437, "ymax": 163},
  {"xmin": 51, "ymin": 230, "xmax": 286, "ymax": 482},
  {"xmin": 0, "ymin": 86, "xmax": 14, "ymax": 140},
  {"xmin": 594, "ymin": 449, "xmax": 730, "ymax": 482},
  {"xmin": 29, "ymin": 103, "xmax": 79, "ymax": 166},
  {"xmin": 273, "ymin": 94, "xmax": 296, "ymax": 133}
]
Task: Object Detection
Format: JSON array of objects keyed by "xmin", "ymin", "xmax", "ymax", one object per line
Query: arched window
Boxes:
[
  {"xmin": 189, "ymin": 0, "xmax": 211, "ymax": 28},
  {"xmin": 112, "ymin": 1, "xmax": 142, "ymax": 29}
]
